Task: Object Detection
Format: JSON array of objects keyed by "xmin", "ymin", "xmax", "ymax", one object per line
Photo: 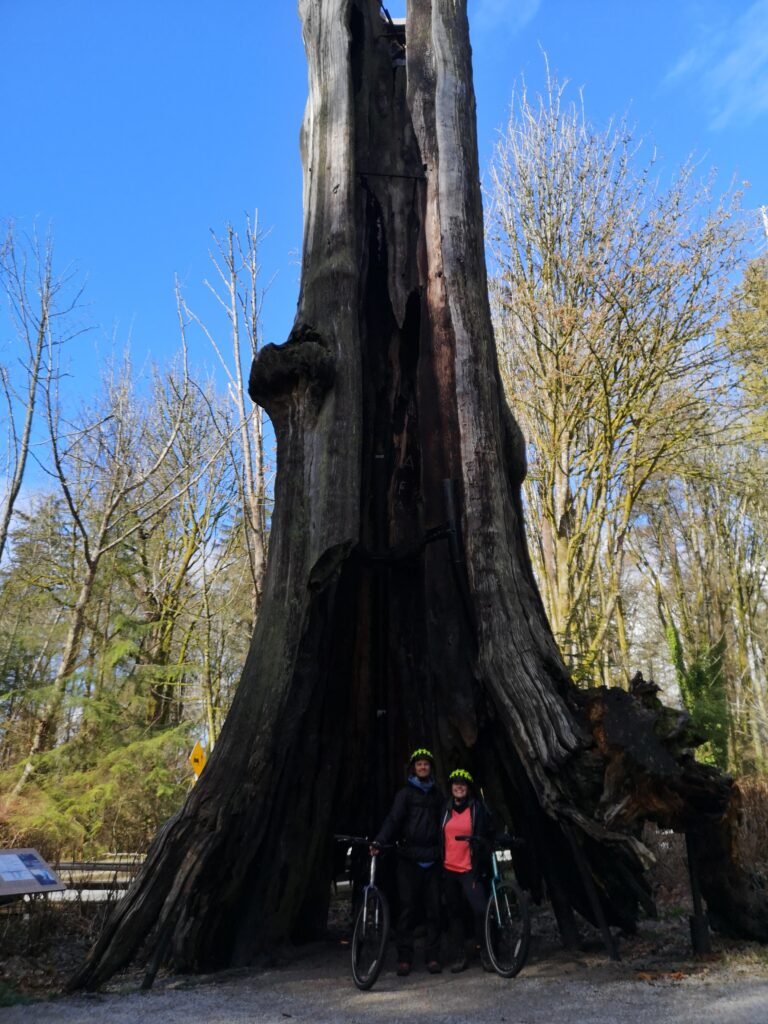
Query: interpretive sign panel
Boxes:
[{"xmin": 0, "ymin": 848, "xmax": 65, "ymax": 897}]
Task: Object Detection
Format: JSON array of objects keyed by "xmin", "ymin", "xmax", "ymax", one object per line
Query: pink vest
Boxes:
[{"xmin": 443, "ymin": 807, "xmax": 472, "ymax": 873}]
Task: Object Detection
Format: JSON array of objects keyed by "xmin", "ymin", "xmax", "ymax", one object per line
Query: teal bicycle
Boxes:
[{"xmin": 458, "ymin": 834, "xmax": 530, "ymax": 977}]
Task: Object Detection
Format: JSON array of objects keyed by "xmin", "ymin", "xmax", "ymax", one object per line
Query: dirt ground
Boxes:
[{"xmin": 2, "ymin": 892, "xmax": 768, "ymax": 1023}]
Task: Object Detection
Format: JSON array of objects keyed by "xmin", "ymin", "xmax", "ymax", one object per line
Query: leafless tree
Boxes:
[
  {"xmin": 488, "ymin": 71, "xmax": 746, "ymax": 683},
  {"xmin": 0, "ymin": 224, "xmax": 85, "ymax": 562},
  {"xmin": 179, "ymin": 216, "xmax": 271, "ymax": 627},
  {"xmin": 10, "ymin": 346, "xmax": 192, "ymax": 796}
]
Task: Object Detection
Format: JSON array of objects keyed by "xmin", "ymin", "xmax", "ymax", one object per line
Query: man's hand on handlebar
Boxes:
[{"xmin": 369, "ymin": 842, "xmax": 381, "ymax": 856}]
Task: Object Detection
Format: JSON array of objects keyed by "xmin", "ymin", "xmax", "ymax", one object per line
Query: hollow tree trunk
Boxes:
[{"xmin": 71, "ymin": 0, "xmax": 767, "ymax": 989}]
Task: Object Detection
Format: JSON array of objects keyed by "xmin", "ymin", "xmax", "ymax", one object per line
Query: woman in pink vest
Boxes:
[{"xmin": 441, "ymin": 768, "xmax": 494, "ymax": 972}]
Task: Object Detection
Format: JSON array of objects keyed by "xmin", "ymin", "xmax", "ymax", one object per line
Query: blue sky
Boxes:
[{"xmin": 1, "ymin": 0, "xmax": 766, "ymax": 393}]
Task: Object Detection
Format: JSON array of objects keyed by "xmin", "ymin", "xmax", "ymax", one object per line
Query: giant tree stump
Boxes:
[{"xmin": 71, "ymin": 0, "xmax": 767, "ymax": 989}]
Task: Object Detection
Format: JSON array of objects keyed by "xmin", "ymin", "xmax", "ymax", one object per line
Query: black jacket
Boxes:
[
  {"xmin": 440, "ymin": 795, "xmax": 495, "ymax": 878},
  {"xmin": 375, "ymin": 779, "xmax": 444, "ymax": 862}
]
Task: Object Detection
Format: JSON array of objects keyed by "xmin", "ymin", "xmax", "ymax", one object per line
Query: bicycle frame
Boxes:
[
  {"xmin": 457, "ymin": 831, "xmax": 530, "ymax": 977},
  {"xmin": 335, "ymin": 835, "xmax": 391, "ymax": 990},
  {"xmin": 488, "ymin": 848, "xmax": 504, "ymax": 916},
  {"xmin": 362, "ymin": 855, "xmax": 380, "ymax": 928}
]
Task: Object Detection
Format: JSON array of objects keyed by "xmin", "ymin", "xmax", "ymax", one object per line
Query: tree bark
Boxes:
[{"xmin": 70, "ymin": 0, "xmax": 767, "ymax": 989}]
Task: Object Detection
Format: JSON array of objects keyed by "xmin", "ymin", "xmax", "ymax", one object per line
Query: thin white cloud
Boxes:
[
  {"xmin": 667, "ymin": 0, "xmax": 768, "ymax": 129},
  {"xmin": 473, "ymin": 0, "xmax": 543, "ymax": 34}
]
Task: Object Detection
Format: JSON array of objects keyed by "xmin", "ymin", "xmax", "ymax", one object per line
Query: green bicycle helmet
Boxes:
[
  {"xmin": 449, "ymin": 768, "xmax": 474, "ymax": 784},
  {"xmin": 409, "ymin": 747, "xmax": 434, "ymax": 765}
]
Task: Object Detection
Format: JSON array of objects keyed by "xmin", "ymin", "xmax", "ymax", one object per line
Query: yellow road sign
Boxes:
[{"xmin": 189, "ymin": 741, "xmax": 207, "ymax": 777}]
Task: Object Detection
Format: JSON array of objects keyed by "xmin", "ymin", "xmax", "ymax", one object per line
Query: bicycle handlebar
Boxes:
[{"xmin": 334, "ymin": 834, "xmax": 392, "ymax": 849}]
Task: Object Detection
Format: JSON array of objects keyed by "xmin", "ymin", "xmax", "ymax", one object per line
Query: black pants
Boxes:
[
  {"xmin": 395, "ymin": 859, "xmax": 441, "ymax": 963},
  {"xmin": 443, "ymin": 868, "xmax": 487, "ymax": 959}
]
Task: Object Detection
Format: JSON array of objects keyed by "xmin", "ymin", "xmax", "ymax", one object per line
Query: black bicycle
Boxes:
[
  {"xmin": 458, "ymin": 834, "xmax": 530, "ymax": 977},
  {"xmin": 335, "ymin": 835, "xmax": 390, "ymax": 990}
]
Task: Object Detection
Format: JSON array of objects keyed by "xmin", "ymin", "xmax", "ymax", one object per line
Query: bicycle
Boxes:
[
  {"xmin": 458, "ymin": 834, "xmax": 530, "ymax": 977},
  {"xmin": 335, "ymin": 835, "xmax": 391, "ymax": 990}
]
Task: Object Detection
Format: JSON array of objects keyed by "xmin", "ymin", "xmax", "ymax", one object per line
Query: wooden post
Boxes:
[{"xmin": 686, "ymin": 832, "xmax": 712, "ymax": 955}]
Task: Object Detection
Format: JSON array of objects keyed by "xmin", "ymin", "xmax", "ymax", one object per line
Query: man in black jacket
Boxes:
[{"xmin": 372, "ymin": 747, "xmax": 444, "ymax": 976}]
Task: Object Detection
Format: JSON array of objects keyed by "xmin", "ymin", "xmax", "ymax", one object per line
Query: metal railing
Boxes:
[{"xmin": 54, "ymin": 857, "xmax": 144, "ymax": 891}]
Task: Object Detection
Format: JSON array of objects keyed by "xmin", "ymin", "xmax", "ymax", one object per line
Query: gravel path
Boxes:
[{"xmin": 4, "ymin": 944, "xmax": 768, "ymax": 1024}]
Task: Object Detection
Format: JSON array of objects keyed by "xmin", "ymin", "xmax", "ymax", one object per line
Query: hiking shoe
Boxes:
[
  {"xmin": 427, "ymin": 960, "xmax": 442, "ymax": 974},
  {"xmin": 396, "ymin": 961, "xmax": 412, "ymax": 976},
  {"xmin": 450, "ymin": 956, "xmax": 468, "ymax": 973}
]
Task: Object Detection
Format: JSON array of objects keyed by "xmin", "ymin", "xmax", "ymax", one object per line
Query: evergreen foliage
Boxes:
[{"xmin": 667, "ymin": 624, "xmax": 730, "ymax": 769}]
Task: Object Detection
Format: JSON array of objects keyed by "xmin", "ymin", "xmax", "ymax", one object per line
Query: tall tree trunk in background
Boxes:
[{"xmin": 71, "ymin": 0, "xmax": 768, "ymax": 989}]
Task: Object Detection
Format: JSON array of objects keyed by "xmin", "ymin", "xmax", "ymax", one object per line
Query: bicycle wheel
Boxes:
[
  {"xmin": 350, "ymin": 888, "xmax": 390, "ymax": 990},
  {"xmin": 484, "ymin": 880, "xmax": 530, "ymax": 977}
]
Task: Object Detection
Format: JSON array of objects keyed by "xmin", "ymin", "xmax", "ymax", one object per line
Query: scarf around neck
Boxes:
[{"xmin": 408, "ymin": 774, "xmax": 435, "ymax": 792}]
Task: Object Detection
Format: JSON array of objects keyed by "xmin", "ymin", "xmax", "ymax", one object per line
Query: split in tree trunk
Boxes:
[{"xmin": 70, "ymin": 0, "xmax": 767, "ymax": 990}]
